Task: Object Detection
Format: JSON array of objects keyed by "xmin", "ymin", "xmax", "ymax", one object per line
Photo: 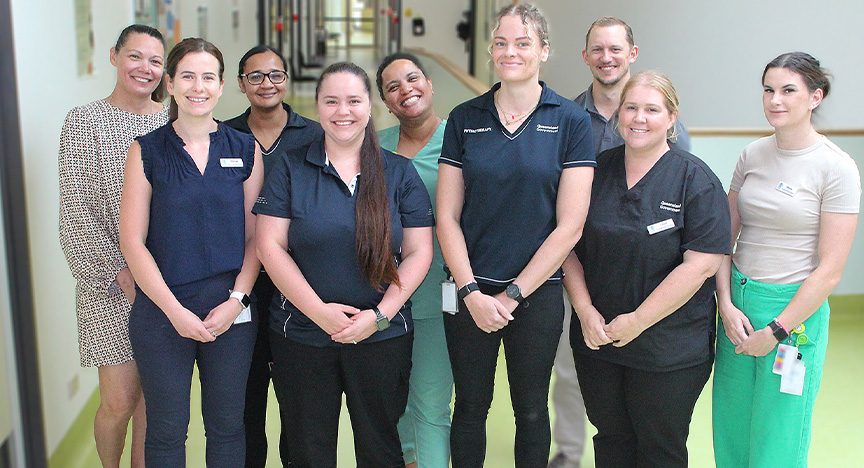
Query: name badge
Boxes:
[
  {"xmin": 647, "ymin": 218, "xmax": 675, "ymax": 235},
  {"xmin": 220, "ymin": 158, "xmax": 244, "ymax": 168},
  {"xmin": 776, "ymin": 182, "xmax": 798, "ymax": 197},
  {"xmin": 233, "ymin": 306, "xmax": 251, "ymax": 324}
]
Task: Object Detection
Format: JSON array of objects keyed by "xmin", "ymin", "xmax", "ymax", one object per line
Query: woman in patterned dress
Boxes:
[{"xmin": 58, "ymin": 24, "xmax": 167, "ymax": 468}]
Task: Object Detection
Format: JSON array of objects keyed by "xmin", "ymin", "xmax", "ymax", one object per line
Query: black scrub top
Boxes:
[
  {"xmin": 252, "ymin": 139, "xmax": 435, "ymax": 347},
  {"xmin": 571, "ymin": 145, "xmax": 731, "ymax": 372},
  {"xmin": 439, "ymin": 82, "xmax": 594, "ymax": 286}
]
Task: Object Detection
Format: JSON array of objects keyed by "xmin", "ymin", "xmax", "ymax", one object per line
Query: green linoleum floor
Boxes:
[{"xmin": 56, "ymin": 309, "xmax": 864, "ymax": 468}]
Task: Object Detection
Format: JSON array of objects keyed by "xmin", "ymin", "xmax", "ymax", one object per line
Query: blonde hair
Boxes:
[
  {"xmin": 489, "ymin": 2, "xmax": 550, "ymax": 55},
  {"xmin": 619, "ymin": 70, "xmax": 680, "ymax": 142}
]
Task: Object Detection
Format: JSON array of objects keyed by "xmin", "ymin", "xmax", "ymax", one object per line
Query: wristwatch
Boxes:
[
  {"xmin": 505, "ymin": 283, "xmax": 524, "ymax": 304},
  {"xmin": 768, "ymin": 318, "xmax": 789, "ymax": 342},
  {"xmin": 457, "ymin": 281, "xmax": 480, "ymax": 301},
  {"xmin": 229, "ymin": 290, "xmax": 251, "ymax": 308},
  {"xmin": 373, "ymin": 307, "xmax": 390, "ymax": 331}
]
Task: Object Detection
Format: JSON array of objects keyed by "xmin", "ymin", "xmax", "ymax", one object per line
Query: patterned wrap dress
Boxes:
[{"xmin": 59, "ymin": 99, "xmax": 168, "ymax": 367}]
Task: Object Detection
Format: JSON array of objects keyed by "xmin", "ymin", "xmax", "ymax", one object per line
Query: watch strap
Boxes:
[
  {"xmin": 229, "ymin": 290, "xmax": 251, "ymax": 308},
  {"xmin": 768, "ymin": 318, "xmax": 789, "ymax": 342},
  {"xmin": 457, "ymin": 281, "xmax": 480, "ymax": 301}
]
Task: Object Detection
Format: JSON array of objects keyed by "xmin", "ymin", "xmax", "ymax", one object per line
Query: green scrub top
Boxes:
[{"xmin": 379, "ymin": 121, "xmax": 447, "ymax": 319}]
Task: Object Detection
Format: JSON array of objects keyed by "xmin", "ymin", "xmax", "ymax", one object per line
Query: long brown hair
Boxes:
[
  {"xmin": 316, "ymin": 62, "xmax": 400, "ymax": 290},
  {"xmin": 164, "ymin": 37, "xmax": 225, "ymax": 120}
]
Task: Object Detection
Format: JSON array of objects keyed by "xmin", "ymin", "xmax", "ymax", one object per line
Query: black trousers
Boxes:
[
  {"xmin": 244, "ymin": 272, "xmax": 289, "ymax": 467},
  {"xmin": 269, "ymin": 330, "xmax": 413, "ymax": 468},
  {"xmin": 444, "ymin": 282, "xmax": 563, "ymax": 468},
  {"xmin": 572, "ymin": 351, "xmax": 713, "ymax": 468}
]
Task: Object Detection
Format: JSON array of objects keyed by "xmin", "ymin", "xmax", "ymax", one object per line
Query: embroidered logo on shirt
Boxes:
[
  {"xmin": 463, "ymin": 127, "xmax": 492, "ymax": 134},
  {"xmin": 776, "ymin": 182, "xmax": 798, "ymax": 197},
  {"xmin": 536, "ymin": 124, "xmax": 559, "ymax": 133},
  {"xmin": 659, "ymin": 201, "xmax": 681, "ymax": 212}
]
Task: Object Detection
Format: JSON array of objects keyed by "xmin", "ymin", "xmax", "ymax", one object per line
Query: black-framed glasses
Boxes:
[{"xmin": 240, "ymin": 70, "xmax": 288, "ymax": 85}]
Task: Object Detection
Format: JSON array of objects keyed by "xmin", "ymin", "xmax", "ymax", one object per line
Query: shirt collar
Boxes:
[
  {"xmin": 580, "ymin": 83, "xmax": 600, "ymax": 115},
  {"xmin": 305, "ymin": 139, "xmax": 392, "ymax": 171},
  {"xmin": 471, "ymin": 81, "xmax": 561, "ymax": 112},
  {"xmin": 233, "ymin": 102, "xmax": 308, "ymax": 133}
]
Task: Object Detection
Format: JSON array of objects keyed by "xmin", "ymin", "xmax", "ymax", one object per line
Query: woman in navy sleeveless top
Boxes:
[{"xmin": 119, "ymin": 38, "xmax": 263, "ymax": 467}]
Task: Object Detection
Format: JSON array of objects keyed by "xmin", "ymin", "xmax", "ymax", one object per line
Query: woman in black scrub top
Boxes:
[
  {"xmin": 564, "ymin": 71, "xmax": 730, "ymax": 468},
  {"xmin": 436, "ymin": 3, "xmax": 594, "ymax": 467}
]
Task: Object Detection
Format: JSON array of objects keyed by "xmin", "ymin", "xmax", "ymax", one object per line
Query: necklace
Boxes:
[{"xmin": 494, "ymin": 92, "xmax": 539, "ymax": 126}]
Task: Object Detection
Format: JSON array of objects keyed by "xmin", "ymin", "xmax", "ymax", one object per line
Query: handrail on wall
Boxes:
[
  {"xmin": 405, "ymin": 47, "xmax": 488, "ymax": 96},
  {"xmin": 689, "ymin": 128, "xmax": 864, "ymax": 137}
]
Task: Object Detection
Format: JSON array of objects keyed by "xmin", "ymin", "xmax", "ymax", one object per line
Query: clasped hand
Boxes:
[{"xmin": 465, "ymin": 292, "xmax": 513, "ymax": 333}]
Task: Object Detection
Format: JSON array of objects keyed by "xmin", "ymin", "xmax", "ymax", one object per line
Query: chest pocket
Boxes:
[{"xmin": 642, "ymin": 206, "xmax": 683, "ymax": 264}]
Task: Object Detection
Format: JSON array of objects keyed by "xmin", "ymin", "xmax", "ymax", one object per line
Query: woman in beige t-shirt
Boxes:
[{"xmin": 713, "ymin": 52, "xmax": 861, "ymax": 468}]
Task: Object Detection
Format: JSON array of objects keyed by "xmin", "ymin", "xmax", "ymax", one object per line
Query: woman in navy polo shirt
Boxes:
[
  {"xmin": 255, "ymin": 62, "xmax": 434, "ymax": 468},
  {"xmin": 436, "ymin": 3, "xmax": 594, "ymax": 466},
  {"xmin": 564, "ymin": 71, "xmax": 730, "ymax": 468},
  {"xmin": 224, "ymin": 44, "xmax": 323, "ymax": 468},
  {"xmin": 119, "ymin": 38, "xmax": 264, "ymax": 467}
]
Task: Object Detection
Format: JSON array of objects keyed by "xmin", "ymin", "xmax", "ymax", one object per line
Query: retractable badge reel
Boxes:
[{"xmin": 774, "ymin": 323, "xmax": 807, "ymax": 396}]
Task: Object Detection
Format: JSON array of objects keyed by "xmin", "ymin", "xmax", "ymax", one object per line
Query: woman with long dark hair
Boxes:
[
  {"xmin": 59, "ymin": 24, "xmax": 166, "ymax": 468},
  {"xmin": 224, "ymin": 44, "xmax": 322, "ymax": 467},
  {"xmin": 255, "ymin": 61, "xmax": 433, "ymax": 467},
  {"xmin": 436, "ymin": 3, "xmax": 594, "ymax": 466},
  {"xmin": 119, "ymin": 37, "xmax": 263, "ymax": 467},
  {"xmin": 713, "ymin": 52, "xmax": 860, "ymax": 468}
]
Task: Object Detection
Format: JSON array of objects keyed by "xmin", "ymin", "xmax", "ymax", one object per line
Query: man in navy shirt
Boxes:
[{"xmin": 550, "ymin": 17, "xmax": 691, "ymax": 468}]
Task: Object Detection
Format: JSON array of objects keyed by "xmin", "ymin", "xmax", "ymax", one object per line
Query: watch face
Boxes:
[
  {"xmin": 506, "ymin": 283, "xmax": 520, "ymax": 299},
  {"xmin": 376, "ymin": 317, "xmax": 390, "ymax": 331}
]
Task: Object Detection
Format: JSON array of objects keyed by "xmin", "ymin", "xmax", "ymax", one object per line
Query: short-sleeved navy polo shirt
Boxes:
[
  {"xmin": 137, "ymin": 122, "xmax": 255, "ymax": 287},
  {"xmin": 439, "ymin": 82, "xmax": 595, "ymax": 286},
  {"xmin": 224, "ymin": 102, "xmax": 323, "ymax": 176},
  {"xmin": 571, "ymin": 145, "xmax": 731, "ymax": 372},
  {"xmin": 253, "ymin": 139, "xmax": 435, "ymax": 347}
]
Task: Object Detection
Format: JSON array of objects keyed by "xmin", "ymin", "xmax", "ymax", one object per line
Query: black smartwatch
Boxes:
[
  {"xmin": 229, "ymin": 290, "xmax": 251, "ymax": 308},
  {"xmin": 505, "ymin": 283, "xmax": 524, "ymax": 304},
  {"xmin": 373, "ymin": 307, "xmax": 390, "ymax": 331},
  {"xmin": 457, "ymin": 281, "xmax": 480, "ymax": 301},
  {"xmin": 768, "ymin": 318, "xmax": 789, "ymax": 342}
]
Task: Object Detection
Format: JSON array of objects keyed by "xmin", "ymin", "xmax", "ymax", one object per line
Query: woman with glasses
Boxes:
[
  {"xmin": 120, "ymin": 38, "xmax": 263, "ymax": 467},
  {"xmin": 436, "ymin": 3, "xmax": 594, "ymax": 466},
  {"xmin": 224, "ymin": 44, "xmax": 322, "ymax": 468},
  {"xmin": 59, "ymin": 24, "xmax": 167, "ymax": 468}
]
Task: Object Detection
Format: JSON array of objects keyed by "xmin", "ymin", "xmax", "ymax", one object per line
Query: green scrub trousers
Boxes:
[{"xmin": 713, "ymin": 265, "xmax": 830, "ymax": 468}]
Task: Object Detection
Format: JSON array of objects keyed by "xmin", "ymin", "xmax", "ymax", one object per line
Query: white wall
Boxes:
[
  {"xmin": 399, "ymin": 0, "xmax": 470, "ymax": 72},
  {"xmin": 10, "ymin": 0, "xmax": 258, "ymax": 454},
  {"xmin": 536, "ymin": 0, "xmax": 863, "ymax": 129}
]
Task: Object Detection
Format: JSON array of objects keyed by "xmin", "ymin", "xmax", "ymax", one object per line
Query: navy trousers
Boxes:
[{"xmin": 130, "ymin": 272, "xmax": 256, "ymax": 468}]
